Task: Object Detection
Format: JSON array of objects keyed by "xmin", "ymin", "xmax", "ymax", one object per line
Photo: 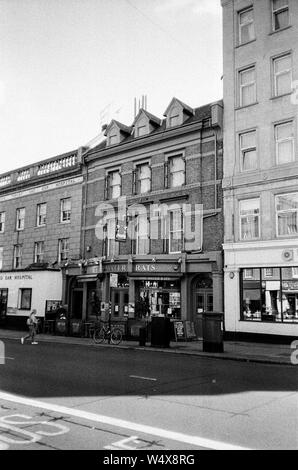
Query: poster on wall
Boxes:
[{"xmin": 185, "ymin": 321, "xmax": 197, "ymax": 339}]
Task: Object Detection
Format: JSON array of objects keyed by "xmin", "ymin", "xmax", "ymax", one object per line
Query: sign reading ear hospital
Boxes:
[
  {"xmin": 0, "ymin": 176, "xmax": 83, "ymax": 203},
  {"xmin": 0, "ymin": 274, "xmax": 33, "ymax": 281}
]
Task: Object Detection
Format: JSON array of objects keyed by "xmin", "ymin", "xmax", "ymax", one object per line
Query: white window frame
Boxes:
[
  {"xmin": 239, "ymin": 130, "xmax": 257, "ymax": 171},
  {"xmin": 134, "ymin": 214, "xmax": 150, "ymax": 255},
  {"xmin": 275, "ymin": 121, "xmax": 294, "ymax": 165},
  {"xmin": 244, "ymin": 268, "xmax": 254, "ymax": 279},
  {"xmin": 239, "ymin": 198, "xmax": 260, "ymax": 240},
  {"xmin": 276, "ymin": 192, "xmax": 298, "ymax": 237},
  {"xmin": 169, "ymin": 155, "xmax": 185, "ymax": 188},
  {"xmin": 272, "ymin": 0, "xmax": 289, "ymax": 32},
  {"xmin": 0, "ymin": 212, "xmax": 5, "ymax": 233},
  {"xmin": 16, "ymin": 208, "xmax": 25, "ymax": 231},
  {"xmin": 0, "ymin": 247, "xmax": 3, "ymax": 270},
  {"xmin": 60, "ymin": 198, "xmax": 71, "ymax": 223},
  {"xmin": 36, "ymin": 203, "xmax": 47, "ymax": 227},
  {"xmin": 136, "ymin": 162, "xmax": 151, "ymax": 194},
  {"xmin": 273, "ymin": 53, "xmax": 292, "ymax": 97},
  {"xmin": 264, "ymin": 268, "xmax": 274, "ymax": 277},
  {"xmin": 34, "ymin": 241, "xmax": 44, "ymax": 263},
  {"xmin": 238, "ymin": 7, "xmax": 255, "ymax": 45},
  {"xmin": 13, "ymin": 244, "xmax": 22, "ymax": 269},
  {"xmin": 239, "ymin": 66, "xmax": 256, "ymax": 107},
  {"xmin": 168, "ymin": 209, "xmax": 184, "ymax": 254},
  {"xmin": 108, "ymin": 170, "xmax": 121, "ymax": 200},
  {"xmin": 58, "ymin": 238, "xmax": 69, "ymax": 262},
  {"xmin": 292, "ymin": 267, "xmax": 298, "ymax": 278}
]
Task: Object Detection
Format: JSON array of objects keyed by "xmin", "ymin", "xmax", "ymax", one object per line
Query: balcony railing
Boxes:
[
  {"xmin": 0, "ymin": 151, "xmax": 79, "ymax": 190},
  {"xmin": 0, "ymin": 175, "xmax": 11, "ymax": 187}
]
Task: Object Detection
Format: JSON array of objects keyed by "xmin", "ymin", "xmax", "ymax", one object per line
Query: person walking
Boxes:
[{"xmin": 21, "ymin": 309, "xmax": 39, "ymax": 345}]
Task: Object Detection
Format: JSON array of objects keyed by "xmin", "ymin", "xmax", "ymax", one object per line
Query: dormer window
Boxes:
[
  {"xmin": 169, "ymin": 106, "xmax": 181, "ymax": 127},
  {"xmin": 136, "ymin": 118, "xmax": 148, "ymax": 137},
  {"xmin": 133, "ymin": 110, "xmax": 161, "ymax": 138},
  {"xmin": 164, "ymin": 98, "xmax": 194, "ymax": 129},
  {"xmin": 108, "ymin": 134, "xmax": 118, "ymax": 146},
  {"xmin": 105, "ymin": 120, "xmax": 131, "ymax": 147}
]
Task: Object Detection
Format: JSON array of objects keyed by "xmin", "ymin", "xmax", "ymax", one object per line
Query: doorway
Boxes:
[
  {"xmin": 193, "ymin": 274, "xmax": 213, "ymax": 339},
  {"xmin": 71, "ymin": 289, "xmax": 83, "ymax": 319},
  {"xmin": 111, "ymin": 288, "xmax": 129, "ymax": 318}
]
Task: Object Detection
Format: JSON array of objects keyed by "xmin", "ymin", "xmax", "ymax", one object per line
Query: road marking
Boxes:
[
  {"xmin": 0, "ymin": 391, "xmax": 249, "ymax": 450},
  {"xmin": 129, "ymin": 375, "xmax": 157, "ymax": 381}
]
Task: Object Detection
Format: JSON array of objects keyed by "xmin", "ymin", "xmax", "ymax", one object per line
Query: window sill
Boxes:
[
  {"xmin": 269, "ymin": 25, "xmax": 292, "ymax": 36},
  {"xmin": 60, "ymin": 221, "xmax": 71, "ymax": 225},
  {"xmin": 236, "ymin": 38, "xmax": 256, "ymax": 49},
  {"xmin": 235, "ymin": 102, "xmax": 258, "ymax": 111},
  {"xmin": 270, "ymin": 92, "xmax": 292, "ymax": 101}
]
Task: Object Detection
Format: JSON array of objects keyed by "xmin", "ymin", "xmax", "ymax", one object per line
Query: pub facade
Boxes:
[{"xmin": 63, "ymin": 98, "xmax": 224, "ymax": 336}]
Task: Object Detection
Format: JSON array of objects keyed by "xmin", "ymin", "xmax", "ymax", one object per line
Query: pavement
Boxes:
[{"xmin": 0, "ymin": 328, "xmax": 295, "ymax": 365}]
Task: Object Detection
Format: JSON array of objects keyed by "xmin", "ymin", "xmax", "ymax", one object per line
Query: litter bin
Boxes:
[
  {"xmin": 151, "ymin": 316, "xmax": 171, "ymax": 348},
  {"xmin": 202, "ymin": 312, "xmax": 224, "ymax": 353},
  {"xmin": 139, "ymin": 327, "xmax": 146, "ymax": 346},
  {"xmin": 55, "ymin": 318, "xmax": 68, "ymax": 336}
]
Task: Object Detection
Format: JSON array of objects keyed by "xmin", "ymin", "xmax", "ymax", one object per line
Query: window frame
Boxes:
[
  {"xmin": 136, "ymin": 162, "xmax": 151, "ymax": 195},
  {"xmin": 58, "ymin": 238, "xmax": 69, "ymax": 263},
  {"xmin": 275, "ymin": 192, "xmax": 298, "ymax": 237},
  {"xmin": 34, "ymin": 241, "xmax": 45, "ymax": 263},
  {"xmin": 168, "ymin": 154, "xmax": 186, "ymax": 188},
  {"xmin": 107, "ymin": 169, "xmax": 121, "ymax": 200},
  {"xmin": 16, "ymin": 208, "xmax": 25, "ymax": 231},
  {"xmin": 238, "ymin": 65, "xmax": 257, "ymax": 108},
  {"xmin": 168, "ymin": 209, "xmax": 184, "ymax": 254},
  {"xmin": 60, "ymin": 198, "xmax": 71, "ymax": 224},
  {"xmin": 239, "ymin": 198, "xmax": 260, "ymax": 241},
  {"xmin": 0, "ymin": 247, "xmax": 3, "ymax": 270},
  {"xmin": 0, "ymin": 212, "xmax": 5, "ymax": 233},
  {"xmin": 275, "ymin": 120, "xmax": 295, "ymax": 165},
  {"xmin": 239, "ymin": 129, "xmax": 257, "ymax": 172},
  {"xmin": 13, "ymin": 244, "xmax": 22, "ymax": 269},
  {"xmin": 36, "ymin": 203, "xmax": 47, "ymax": 227},
  {"xmin": 238, "ymin": 6, "xmax": 255, "ymax": 45},
  {"xmin": 272, "ymin": 53, "xmax": 292, "ymax": 97},
  {"xmin": 272, "ymin": 0, "xmax": 289, "ymax": 32},
  {"xmin": 18, "ymin": 288, "xmax": 32, "ymax": 310}
]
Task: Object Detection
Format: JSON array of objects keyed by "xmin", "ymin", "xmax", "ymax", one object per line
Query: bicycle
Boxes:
[{"xmin": 93, "ymin": 322, "xmax": 123, "ymax": 345}]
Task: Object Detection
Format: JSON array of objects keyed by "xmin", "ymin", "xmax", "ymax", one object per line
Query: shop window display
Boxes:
[
  {"xmin": 241, "ymin": 267, "xmax": 298, "ymax": 322},
  {"xmin": 135, "ymin": 280, "xmax": 181, "ymax": 319}
]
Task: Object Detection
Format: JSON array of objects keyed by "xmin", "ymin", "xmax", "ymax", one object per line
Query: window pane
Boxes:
[
  {"xmin": 277, "ymin": 140, "xmax": 293, "ymax": 163},
  {"xmin": 172, "ymin": 171, "xmax": 185, "ymax": 187},
  {"xmin": 278, "ymin": 212, "xmax": 298, "ymax": 235},
  {"xmin": 274, "ymin": 9, "xmax": 289, "ymax": 30},
  {"xmin": 241, "ymin": 84, "xmax": 256, "ymax": 105},
  {"xmin": 171, "ymin": 157, "xmax": 184, "ymax": 171},
  {"xmin": 20, "ymin": 289, "xmax": 32, "ymax": 310},
  {"xmin": 241, "ymin": 131, "xmax": 255, "ymax": 149},
  {"xmin": 273, "ymin": 0, "xmax": 288, "ymax": 9},
  {"xmin": 276, "ymin": 122, "xmax": 292, "ymax": 140},
  {"xmin": 276, "ymin": 71, "xmax": 291, "ymax": 95},
  {"xmin": 240, "ymin": 68, "xmax": 255, "ymax": 85},
  {"xmin": 275, "ymin": 55, "xmax": 291, "ymax": 73},
  {"xmin": 243, "ymin": 149, "xmax": 257, "ymax": 170}
]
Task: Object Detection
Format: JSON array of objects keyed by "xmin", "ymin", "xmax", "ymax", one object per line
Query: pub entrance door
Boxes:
[
  {"xmin": 0, "ymin": 289, "xmax": 8, "ymax": 320},
  {"xmin": 111, "ymin": 288, "xmax": 129, "ymax": 318},
  {"xmin": 193, "ymin": 274, "xmax": 214, "ymax": 339}
]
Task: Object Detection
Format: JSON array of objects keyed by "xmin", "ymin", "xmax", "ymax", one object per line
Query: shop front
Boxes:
[
  {"xmin": 224, "ymin": 241, "xmax": 298, "ymax": 339},
  {"xmin": 64, "ymin": 252, "xmax": 224, "ymax": 339},
  {"xmin": 0, "ymin": 269, "xmax": 62, "ymax": 329}
]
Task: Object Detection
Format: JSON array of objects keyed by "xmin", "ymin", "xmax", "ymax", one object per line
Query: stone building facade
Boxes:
[
  {"xmin": 221, "ymin": 0, "xmax": 298, "ymax": 339},
  {"xmin": 0, "ymin": 149, "xmax": 83, "ymax": 327}
]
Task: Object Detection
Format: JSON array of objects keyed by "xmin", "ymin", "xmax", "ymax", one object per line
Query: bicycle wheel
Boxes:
[
  {"xmin": 93, "ymin": 327, "xmax": 105, "ymax": 344},
  {"xmin": 110, "ymin": 329, "xmax": 122, "ymax": 345}
]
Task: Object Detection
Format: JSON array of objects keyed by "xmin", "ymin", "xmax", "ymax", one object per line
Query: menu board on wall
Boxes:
[{"xmin": 185, "ymin": 321, "xmax": 197, "ymax": 339}]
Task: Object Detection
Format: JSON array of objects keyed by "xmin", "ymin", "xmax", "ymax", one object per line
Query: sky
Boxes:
[{"xmin": 0, "ymin": 0, "xmax": 223, "ymax": 174}]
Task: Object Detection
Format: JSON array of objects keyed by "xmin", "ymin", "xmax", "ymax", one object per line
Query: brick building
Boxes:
[
  {"xmin": 0, "ymin": 149, "xmax": 83, "ymax": 328},
  {"xmin": 64, "ymin": 98, "xmax": 224, "ymax": 337},
  {"xmin": 221, "ymin": 0, "xmax": 298, "ymax": 339}
]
